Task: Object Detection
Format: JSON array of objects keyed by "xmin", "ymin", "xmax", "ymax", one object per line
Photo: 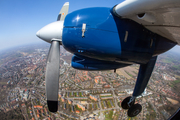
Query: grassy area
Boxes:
[
  {"xmin": 105, "ymin": 110, "xmax": 113, "ymax": 120},
  {"xmin": 79, "ymin": 92, "xmax": 82, "ymax": 97},
  {"xmin": 162, "ymin": 57, "xmax": 174, "ymax": 63},
  {"xmin": 27, "ymin": 74, "xmax": 32, "ymax": 78},
  {"xmin": 170, "ymin": 79, "xmax": 180, "ymax": 88},
  {"xmin": 163, "ymin": 59, "xmax": 172, "ymax": 63},
  {"xmin": 175, "ymin": 75, "xmax": 180, "ymax": 79},
  {"xmin": 35, "ymin": 99, "xmax": 40, "ymax": 105},
  {"xmin": 0, "ymin": 82, "xmax": 7, "ymax": 85},
  {"xmin": 172, "ymin": 65, "xmax": 180, "ymax": 70},
  {"xmin": 75, "ymin": 105, "xmax": 82, "ymax": 112},
  {"xmin": 127, "ymin": 117, "xmax": 138, "ymax": 120},
  {"xmin": 126, "ymin": 71, "xmax": 133, "ymax": 77},
  {"xmin": 113, "ymin": 112, "xmax": 120, "ymax": 120},
  {"xmin": 101, "ymin": 101, "xmax": 104, "ymax": 109},
  {"xmin": 107, "ymin": 101, "xmax": 112, "ymax": 108},
  {"xmin": 173, "ymin": 79, "xmax": 180, "ymax": 84},
  {"xmin": 74, "ymin": 99, "xmax": 88, "ymax": 101},
  {"xmin": 93, "ymin": 104, "xmax": 97, "ymax": 110},
  {"xmin": 101, "ymin": 95, "xmax": 112, "ymax": 98},
  {"xmin": 89, "ymin": 104, "xmax": 92, "ymax": 110},
  {"xmin": 170, "ymin": 84, "xmax": 174, "ymax": 88},
  {"xmin": 118, "ymin": 102, "xmax": 121, "ymax": 107},
  {"xmin": 146, "ymin": 113, "xmax": 156, "ymax": 120}
]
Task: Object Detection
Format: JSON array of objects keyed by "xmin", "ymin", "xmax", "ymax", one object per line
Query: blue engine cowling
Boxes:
[
  {"xmin": 62, "ymin": 7, "xmax": 176, "ymax": 65},
  {"xmin": 71, "ymin": 55, "xmax": 130, "ymax": 70},
  {"xmin": 62, "ymin": 7, "xmax": 122, "ymax": 62}
]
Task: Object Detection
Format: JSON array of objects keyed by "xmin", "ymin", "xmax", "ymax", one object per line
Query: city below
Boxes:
[{"xmin": 0, "ymin": 43, "xmax": 179, "ymax": 120}]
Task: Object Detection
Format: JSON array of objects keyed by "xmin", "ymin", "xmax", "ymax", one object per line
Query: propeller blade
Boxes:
[
  {"xmin": 37, "ymin": 2, "xmax": 69, "ymax": 112},
  {"xmin": 45, "ymin": 41, "xmax": 60, "ymax": 112},
  {"xmin": 57, "ymin": 2, "xmax": 69, "ymax": 21}
]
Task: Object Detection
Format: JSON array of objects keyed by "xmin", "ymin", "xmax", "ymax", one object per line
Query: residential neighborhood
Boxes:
[{"xmin": 0, "ymin": 43, "xmax": 179, "ymax": 120}]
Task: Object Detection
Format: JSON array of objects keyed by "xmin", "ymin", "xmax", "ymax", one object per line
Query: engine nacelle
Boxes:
[
  {"xmin": 71, "ymin": 55, "xmax": 130, "ymax": 70},
  {"xmin": 63, "ymin": 7, "xmax": 176, "ymax": 65}
]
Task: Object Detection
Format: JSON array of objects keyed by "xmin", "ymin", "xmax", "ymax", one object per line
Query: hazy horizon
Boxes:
[{"xmin": 1, "ymin": 41, "xmax": 180, "ymax": 57}]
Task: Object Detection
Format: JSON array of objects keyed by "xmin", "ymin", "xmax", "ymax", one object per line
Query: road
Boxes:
[
  {"xmin": 30, "ymin": 93, "xmax": 38, "ymax": 120},
  {"xmin": 111, "ymin": 85, "xmax": 119, "ymax": 109},
  {"xmin": 98, "ymin": 95, "xmax": 104, "ymax": 120}
]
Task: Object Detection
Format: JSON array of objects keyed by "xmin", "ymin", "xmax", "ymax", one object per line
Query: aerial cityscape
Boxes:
[{"xmin": 0, "ymin": 43, "xmax": 179, "ymax": 120}]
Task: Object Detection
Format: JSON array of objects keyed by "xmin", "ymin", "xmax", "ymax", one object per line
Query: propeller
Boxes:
[
  {"xmin": 46, "ymin": 40, "xmax": 60, "ymax": 112},
  {"xmin": 36, "ymin": 2, "xmax": 69, "ymax": 112}
]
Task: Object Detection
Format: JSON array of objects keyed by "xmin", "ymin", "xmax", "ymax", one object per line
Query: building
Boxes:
[
  {"xmin": 77, "ymin": 103, "xmax": 85, "ymax": 111},
  {"xmin": 100, "ymin": 93, "xmax": 111, "ymax": 96},
  {"xmin": 58, "ymin": 93, "xmax": 61, "ymax": 98},
  {"xmin": 68, "ymin": 99, "xmax": 72, "ymax": 104},
  {"xmin": 97, "ymin": 103, "xmax": 100, "ymax": 109},
  {"xmin": 21, "ymin": 103, "xmax": 25, "ymax": 107},
  {"xmin": 37, "ymin": 110, "xmax": 40, "ymax": 118},
  {"xmin": 61, "ymin": 97, "xmax": 65, "ymax": 102},
  {"xmin": 103, "ymin": 101, "xmax": 107, "ymax": 109},
  {"xmin": 64, "ymin": 103, "xmax": 66, "ymax": 109},
  {"xmin": 76, "ymin": 110, "xmax": 80, "ymax": 113},
  {"xmin": 110, "ymin": 100, "xmax": 114, "ymax": 107},
  {"xmin": 67, "ymin": 92, "xmax": 69, "ymax": 97},
  {"xmin": 20, "ymin": 90, "xmax": 24, "ymax": 100},
  {"xmin": 103, "ymin": 84, "xmax": 110, "ymax": 88},
  {"xmin": 34, "ymin": 105, "xmax": 43, "ymax": 109},
  {"xmin": 125, "ymin": 89, "xmax": 133, "ymax": 95},
  {"xmin": 101, "ymin": 96, "xmax": 113, "ymax": 99},
  {"xmin": 80, "ymin": 101, "xmax": 88, "ymax": 105},
  {"xmin": 41, "ymin": 109, "xmax": 44, "ymax": 115},
  {"xmin": 45, "ymin": 108, "xmax": 48, "ymax": 115},
  {"xmin": 89, "ymin": 94, "xmax": 98, "ymax": 101},
  {"xmin": 94, "ymin": 76, "xmax": 103, "ymax": 84},
  {"xmin": 117, "ymin": 92, "xmax": 125, "ymax": 96},
  {"xmin": 71, "ymin": 105, "xmax": 74, "ymax": 112}
]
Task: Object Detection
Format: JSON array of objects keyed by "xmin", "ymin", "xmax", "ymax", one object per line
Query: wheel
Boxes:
[
  {"xmin": 128, "ymin": 104, "xmax": 142, "ymax": 117},
  {"xmin": 121, "ymin": 96, "xmax": 135, "ymax": 109}
]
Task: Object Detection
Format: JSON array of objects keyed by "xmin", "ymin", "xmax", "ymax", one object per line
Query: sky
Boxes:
[
  {"xmin": 0, "ymin": 0, "xmax": 180, "ymax": 53},
  {"xmin": 0, "ymin": 0, "xmax": 122, "ymax": 51}
]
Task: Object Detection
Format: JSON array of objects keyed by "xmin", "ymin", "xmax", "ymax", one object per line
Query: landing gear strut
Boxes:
[{"xmin": 121, "ymin": 56, "xmax": 157, "ymax": 117}]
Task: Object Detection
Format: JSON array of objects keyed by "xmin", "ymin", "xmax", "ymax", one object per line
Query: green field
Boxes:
[{"xmin": 105, "ymin": 110, "xmax": 113, "ymax": 120}]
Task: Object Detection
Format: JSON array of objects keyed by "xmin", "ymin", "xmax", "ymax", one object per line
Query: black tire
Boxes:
[
  {"xmin": 128, "ymin": 104, "xmax": 142, "ymax": 117},
  {"xmin": 121, "ymin": 96, "xmax": 135, "ymax": 109}
]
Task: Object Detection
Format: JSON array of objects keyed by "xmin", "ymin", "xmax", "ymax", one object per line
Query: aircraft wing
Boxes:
[{"xmin": 114, "ymin": 0, "xmax": 180, "ymax": 45}]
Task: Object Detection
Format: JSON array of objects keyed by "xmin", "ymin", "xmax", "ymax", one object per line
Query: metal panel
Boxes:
[{"xmin": 114, "ymin": 0, "xmax": 180, "ymax": 44}]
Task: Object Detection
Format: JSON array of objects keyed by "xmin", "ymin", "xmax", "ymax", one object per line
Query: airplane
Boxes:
[{"xmin": 36, "ymin": 0, "xmax": 180, "ymax": 118}]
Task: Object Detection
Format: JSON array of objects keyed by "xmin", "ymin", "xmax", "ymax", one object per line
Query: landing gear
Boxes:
[
  {"xmin": 121, "ymin": 96, "xmax": 135, "ymax": 109},
  {"xmin": 128, "ymin": 104, "xmax": 142, "ymax": 117},
  {"xmin": 121, "ymin": 56, "xmax": 157, "ymax": 117},
  {"xmin": 121, "ymin": 96, "xmax": 142, "ymax": 117}
]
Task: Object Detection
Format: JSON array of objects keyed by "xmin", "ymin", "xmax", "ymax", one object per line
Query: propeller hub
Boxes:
[{"xmin": 36, "ymin": 21, "xmax": 64, "ymax": 43}]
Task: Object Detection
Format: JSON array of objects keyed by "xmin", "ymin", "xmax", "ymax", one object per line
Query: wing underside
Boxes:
[{"xmin": 114, "ymin": 0, "xmax": 180, "ymax": 45}]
